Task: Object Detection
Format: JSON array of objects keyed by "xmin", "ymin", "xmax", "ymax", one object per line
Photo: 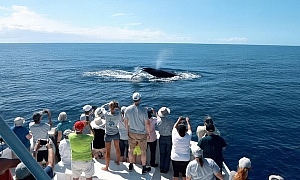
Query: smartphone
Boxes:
[{"xmin": 114, "ymin": 103, "xmax": 119, "ymax": 108}]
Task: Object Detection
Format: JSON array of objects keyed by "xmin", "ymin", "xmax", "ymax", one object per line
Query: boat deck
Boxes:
[
  {"xmin": 1, "ymin": 128, "xmax": 230, "ymax": 180},
  {"xmin": 54, "ymin": 159, "xmax": 162, "ymax": 180}
]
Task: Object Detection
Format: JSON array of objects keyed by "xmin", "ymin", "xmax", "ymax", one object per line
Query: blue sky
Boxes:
[{"xmin": 0, "ymin": 0, "xmax": 299, "ymax": 45}]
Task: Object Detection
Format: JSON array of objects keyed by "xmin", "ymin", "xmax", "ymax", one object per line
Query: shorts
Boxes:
[
  {"xmin": 172, "ymin": 160, "xmax": 189, "ymax": 177},
  {"xmin": 37, "ymin": 150, "xmax": 48, "ymax": 162},
  {"xmin": 128, "ymin": 132, "xmax": 147, "ymax": 151},
  {"xmin": 119, "ymin": 139, "xmax": 129, "ymax": 157},
  {"xmin": 104, "ymin": 132, "xmax": 120, "ymax": 142},
  {"xmin": 72, "ymin": 160, "xmax": 95, "ymax": 178}
]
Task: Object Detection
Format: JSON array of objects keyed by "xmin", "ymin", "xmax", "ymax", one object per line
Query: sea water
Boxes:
[{"xmin": 0, "ymin": 43, "xmax": 299, "ymax": 179}]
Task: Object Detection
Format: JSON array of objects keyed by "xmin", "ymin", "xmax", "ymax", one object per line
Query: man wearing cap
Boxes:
[
  {"xmin": 29, "ymin": 109, "xmax": 52, "ymax": 166},
  {"xmin": 196, "ymin": 115, "xmax": 220, "ymax": 142},
  {"xmin": 186, "ymin": 146, "xmax": 224, "ymax": 180},
  {"xmin": 11, "ymin": 117, "xmax": 32, "ymax": 150},
  {"xmin": 198, "ymin": 123, "xmax": 226, "ymax": 176},
  {"xmin": 69, "ymin": 121, "xmax": 94, "ymax": 180},
  {"xmin": 156, "ymin": 106, "xmax": 174, "ymax": 173},
  {"xmin": 124, "ymin": 92, "xmax": 152, "ymax": 174},
  {"xmin": 229, "ymin": 157, "xmax": 251, "ymax": 180},
  {"xmin": 15, "ymin": 139, "xmax": 55, "ymax": 180},
  {"xmin": 80, "ymin": 105, "xmax": 94, "ymax": 134},
  {"xmin": 58, "ymin": 129, "xmax": 72, "ymax": 165}
]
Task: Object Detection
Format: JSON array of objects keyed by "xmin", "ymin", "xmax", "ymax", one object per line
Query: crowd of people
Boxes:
[{"xmin": 0, "ymin": 92, "xmax": 286, "ymax": 180}]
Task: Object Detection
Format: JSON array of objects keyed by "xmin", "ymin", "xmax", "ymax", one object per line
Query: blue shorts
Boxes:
[{"xmin": 104, "ymin": 132, "xmax": 120, "ymax": 142}]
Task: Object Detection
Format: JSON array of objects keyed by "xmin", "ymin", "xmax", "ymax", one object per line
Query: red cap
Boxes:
[{"xmin": 74, "ymin": 121, "xmax": 85, "ymax": 132}]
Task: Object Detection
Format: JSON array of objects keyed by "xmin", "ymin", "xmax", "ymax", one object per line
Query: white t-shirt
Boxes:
[
  {"xmin": 118, "ymin": 118, "xmax": 128, "ymax": 140},
  {"xmin": 186, "ymin": 158, "xmax": 220, "ymax": 180},
  {"xmin": 124, "ymin": 104, "xmax": 148, "ymax": 134},
  {"xmin": 171, "ymin": 128, "xmax": 192, "ymax": 161},
  {"xmin": 29, "ymin": 122, "xmax": 50, "ymax": 151},
  {"xmin": 59, "ymin": 138, "xmax": 71, "ymax": 165}
]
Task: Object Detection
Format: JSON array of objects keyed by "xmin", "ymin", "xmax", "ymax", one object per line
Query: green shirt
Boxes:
[{"xmin": 69, "ymin": 133, "xmax": 94, "ymax": 161}]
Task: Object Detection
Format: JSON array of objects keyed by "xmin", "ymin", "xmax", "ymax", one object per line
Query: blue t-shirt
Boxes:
[
  {"xmin": 56, "ymin": 121, "xmax": 73, "ymax": 139},
  {"xmin": 11, "ymin": 126, "xmax": 30, "ymax": 148}
]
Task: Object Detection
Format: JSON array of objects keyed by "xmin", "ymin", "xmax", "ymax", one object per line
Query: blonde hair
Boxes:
[{"xmin": 234, "ymin": 167, "xmax": 249, "ymax": 180}]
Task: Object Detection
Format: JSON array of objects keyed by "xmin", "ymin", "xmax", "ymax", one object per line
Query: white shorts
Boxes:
[{"xmin": 71, "ymin": 160, "xmax": 94, "ymax": 178}]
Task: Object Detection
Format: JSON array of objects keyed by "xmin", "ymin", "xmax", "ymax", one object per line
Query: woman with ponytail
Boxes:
[
  {"xmin": 229, "ymin": 157, "xmax": 252, "ymax": 180},
  {"xmin": 186, "ymin": 146, "xmax": 224, "ymax": 180}
]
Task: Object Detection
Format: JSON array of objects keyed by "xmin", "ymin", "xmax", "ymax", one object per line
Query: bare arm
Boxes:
[
  {"xmin": 46, "ymin": 142, "xmax": 55, "ymax": 168},
  {"xmin": 44, "ymin": 109, "xmax": 53, "ymax": 127},
  {"xmin": 186, "ymin": 177, "xmax": 192, "ymax": 180},
  {"xmin": 186, "ymin": 117, "xmax": 191, "ymax": 131},
  {"xmin": 173, "ymin": 116, "xmax": 182, "ymax": 129},
  {"xmin": 214, "ymin": 172, "xmax": 224, "ymax": 180},
  {"xmin": 145, "ymin": 119, "xmax": 151, "ymax": 138},
  {"xmin": 125, "ymin": 118, "xmax": 129, "ymax": 131},
  {"xmin": 0, "ymin": 159, "xmax": 21, "ymax": 175},
  {"xmin": 26, "ymin": 132, "xmax": 32, "ymax": 140},
  {"xmin": 57, "ymin": 131, "xmax": 62, "ymax": 143}
]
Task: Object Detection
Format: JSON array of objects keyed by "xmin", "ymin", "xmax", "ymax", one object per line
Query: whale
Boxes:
[{"xmin": 142, "ymin": 67, "xmax": 177, "ymax": 78}]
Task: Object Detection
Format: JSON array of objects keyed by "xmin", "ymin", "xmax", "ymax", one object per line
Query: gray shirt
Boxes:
[
  {"xmin": 124, "ymin": 104, "xmax": 148, "ymax": 134},
  {"xmin": 101, "ymin": 109, "xmax": 121, "ymax": 135},
  {"xmin": 156, "ymin": 117, "xmax": 174, "ymax": 136},
  {"xmin": 29, "ymin": 122, "xmax": 50, "ymax": 151},
  {"xmin": 186, "ymin": 158, "xmax": 220, "ymax": 180}
]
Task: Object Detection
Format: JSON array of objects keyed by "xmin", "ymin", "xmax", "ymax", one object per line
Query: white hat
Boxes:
[
  {"xmin": 90, "ymin": 117, "xmax": 105, "ymax": 129},
  {"xmin": 14, "ymin": 117, "xmax": 25, "ymax": 126},
  {"xmin": 83, "ymin": 105, "xmax": 92, "ymax": 112},
  {"xmin": 94, "ymin": 107, "xmax": 103, "ymax": 117},
  {"xmin": 238, "ymin": 157, "xmax": 251, "ymax": 169},
  {"xmin": 63, "ymin": 129, "xmax": 72, "ymax": 136},
  {"xmin": 132, "ymin": 92, "xmax": 141, "ymax": 101},
  {"xmin": 58, "ymin": 112, "xmax": 67, "ymax": 121},
  {"xmin": 269, "ymin": 175, "xmax": 284, "ymax": 180},
  {"xmin": 191, "ymin": 146, "xmax": 203, "ymax": 158},
  {"xmin": 158, "ymin": 107, "xmax": 170, "ymax": 117}
]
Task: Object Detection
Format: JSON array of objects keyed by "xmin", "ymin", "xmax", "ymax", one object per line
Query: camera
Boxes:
[
  {"xmin": 180, "ymin": 117, "xmax": 186, "ymax": 120},
  {"xmin": 39, "ymin": 139, "xmax": 48, "ymax": 145},
  {"xmin": 114, "ymin": 102, "xmax": 119, "ymax": 108}
]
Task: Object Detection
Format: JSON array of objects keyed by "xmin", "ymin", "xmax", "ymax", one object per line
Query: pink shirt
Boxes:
[{"xmin": 147, "ymin": 117, "xmax": 157, "ymax": 142}]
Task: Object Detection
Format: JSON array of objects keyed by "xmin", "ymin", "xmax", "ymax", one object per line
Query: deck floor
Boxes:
[{"xmin": 54, "ymin": 159, "xmax": 173, "ymax": 180}]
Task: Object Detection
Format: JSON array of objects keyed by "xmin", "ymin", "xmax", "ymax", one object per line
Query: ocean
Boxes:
[{"xmin": 0, "ymin": 43, "xmax": 299, "ymax": 179}]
